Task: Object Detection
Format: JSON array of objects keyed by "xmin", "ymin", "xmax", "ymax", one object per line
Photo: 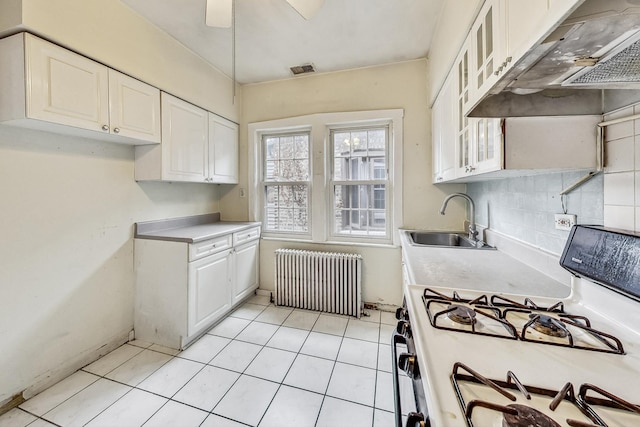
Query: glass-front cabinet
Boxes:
[
  {"xmin": 472, "ymin": 118, "xmax": 502, "ymax": 175},
  {"xmin": 470, "ymin": 0, "xmax": 504, "ymax": 106},
  {"xmin": 455, "ymin": 36, "xmax": 472, "ymax": 177}
]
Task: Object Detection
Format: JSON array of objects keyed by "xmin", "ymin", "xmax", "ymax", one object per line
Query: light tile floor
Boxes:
[{"xmin": 1, "ymin": 295, "xmax": 415, "ymax": 427}]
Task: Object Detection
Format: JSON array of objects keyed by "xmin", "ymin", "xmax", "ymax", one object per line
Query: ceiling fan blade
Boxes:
[
  {"xmin": 205, "ymin": 0, "xmax": 232, "ymax": 28},
  {"xmin": 285, "ymin": 0, "xmax": 324, "ymax": 20}
]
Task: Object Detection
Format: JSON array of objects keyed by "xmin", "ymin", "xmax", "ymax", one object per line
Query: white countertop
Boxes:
[
  {"xmin": 135, "ymin": 221, "xmax": 261, "ymax": 243},
  {"xmin": 399, "ymin": 229, "xmax": 571, "ymax": 298}
]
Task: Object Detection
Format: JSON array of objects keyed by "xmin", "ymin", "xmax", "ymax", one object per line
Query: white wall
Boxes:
[
  {"xmin": 231, "ymin": 60, "xmax": 466, "ymax": 307},
  {"xmin": 0, "ymin": 0, "xmax": 21, "ymax": 32},
  {"xmin": 0, "ymin": 0, "xmax": 233, "ymax": 406}
]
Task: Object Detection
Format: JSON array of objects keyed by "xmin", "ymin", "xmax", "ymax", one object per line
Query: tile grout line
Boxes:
[
  {"xmin": 253, "ymin": 304, "xmax": 321, "ymax": 427},
  {"xmin": 13, "ymin": 302, "xmax": 395, "ymax": 427}
]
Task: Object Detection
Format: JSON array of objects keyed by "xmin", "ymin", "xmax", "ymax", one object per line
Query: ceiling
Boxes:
[{"xmin": 121, "ymin": 0, "xmax": 444, "ymax": 84}]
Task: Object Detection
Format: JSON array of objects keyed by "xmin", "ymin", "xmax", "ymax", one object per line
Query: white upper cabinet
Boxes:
[
  {"xmin": 470, "ymin": 0, "xmax": 504, "ymax": 107},
  {"xmin": 454, "ymin": 36, "xmax": 473, "ymax": 177},
  {"xmin": 469, "ymin": 117, "xmax": 503, "ymax": 176},
  {"xmin": 0, "ymin": 33, "xmax": 160, "ymax": 145},
  {"xmin": 25, "ymin": 33, "xmax": 110, "ymax": 132},
  {"xmin": 466, "ymin": 0, "xmax": 583, "ymax": 105},
  {"xmin": 135, "ymin": 93, "xmax": 239, "ymax": 184},
  {"xmin": 432, "ymin": 73, "xmax": 456, "ymax": 183},
  {"xmin": 505, "ymin": 0, "xmax": 582, "ymax": 65},
  {"xmin": 503, "ymin": 1, "xmax": 549, "ymax": 63},
  {"xmin": 208, "ymin": 113, "xmax": 239, "ymax": 184},
  {"xmin": 108, "ymin": 70, "xmax": 161, "ymax": 144},
  {"xmin": 159, "ymin": 93, "xmax": 209, "ymax": 182}
]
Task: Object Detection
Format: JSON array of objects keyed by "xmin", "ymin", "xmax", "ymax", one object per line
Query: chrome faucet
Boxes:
[{"xmin": 439, "ymin": 193, "xmax": 478, "ymax": 243}]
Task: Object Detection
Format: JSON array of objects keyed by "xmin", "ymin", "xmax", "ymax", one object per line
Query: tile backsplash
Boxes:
[
  {"xmin": 602, "ymin": 103, "xmax": 640, "ymax": 232},
  {"xmin": 467, "ymin": 172, "xmax": 604, "ymax": 255},
  {"xmin": 468, "ymin": 101, "xmax": 640, "ymax": 255}
]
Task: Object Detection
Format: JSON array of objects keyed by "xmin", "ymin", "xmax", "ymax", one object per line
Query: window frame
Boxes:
[
  {"xmin": 261, "ymin": 131, "xmax": 312, "ymax": 237},
  {"xmin": 248, "ymin": 110, "xmax": 403, "ymax": 247},
  {"xmin": 328, "ymin": 124, "xmax": 391, "ymax": 243}
]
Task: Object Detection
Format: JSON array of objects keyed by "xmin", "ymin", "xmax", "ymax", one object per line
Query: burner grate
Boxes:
[
  {"xmin": 451, "ymin": 363, "xmax": 640, "ymax": 427},
  {"xmin": 451, "ymin": 363, "xmax": 601, "ymax": 427},
  {"xmin": 421, "ymin": 288, "xmax": 625, "ymax": 354},
  {"xmin": 504, "ymin": 308, "xmax": 625, "ymax": 354},
  {"xmin": 422, "ymin": 289, "xmax": 517, "ymax": 339}
]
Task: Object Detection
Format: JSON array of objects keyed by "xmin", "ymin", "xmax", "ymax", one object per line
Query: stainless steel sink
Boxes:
[{"xmin": 407, "ymin": 231, "xmax": 494, "ymax": 249}]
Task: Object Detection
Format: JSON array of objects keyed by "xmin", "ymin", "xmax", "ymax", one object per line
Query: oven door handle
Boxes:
[{"xmin": 392, "ymin": 330, "xmax": 427, "ymax": 427}]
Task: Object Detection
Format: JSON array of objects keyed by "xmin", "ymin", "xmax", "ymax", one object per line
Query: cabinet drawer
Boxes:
[
  {"xmin": 233, "ymin": 227, "xmax": 261, "ymax": 246},
  {"xmin": 189, "ymin": 234, "xmax": 232, "ymax": 261}
]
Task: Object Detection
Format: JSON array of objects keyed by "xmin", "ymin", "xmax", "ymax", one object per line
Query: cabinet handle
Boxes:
[
  {"xmin": 437, "ymin": 176, "xmax": 443, "ymax": 181},
  {"xmin": 505, "ymin": 56, "xmax": 512, "ymax": 64},
  {"xmin": 468, "ymin": 166, "xmax": 476, "ymax": 172},
  {"xmin": 113, "ymin": 127, "xmax": 120, "ymax": 134},
  {"xmin": 101, "ymin": 124, "xmax": 109, "ymax": 131}
]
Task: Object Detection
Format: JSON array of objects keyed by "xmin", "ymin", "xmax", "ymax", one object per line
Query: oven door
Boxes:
[{"xmin": 392, "ymin": 308, "xmax": 429, "ymax": 427}]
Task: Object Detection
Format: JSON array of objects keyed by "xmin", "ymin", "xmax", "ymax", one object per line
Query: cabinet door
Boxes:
[
  {"xmin": 432, "ymin": 73, "xmax": 456, "ymax": 183},
  {"xmin": 25, "ymin": 34, "xmax": 110, "ymax": 133},
  {"xmin": 473, "ymin": 118, "xmax": 503, "ymax": 174},
  {"xmin": 232, "ymin": 240, "xmax": 259, "ymax": 305},
  {"xmin": 161, "ymin": 93, "xmax": 208, "ymax": 182},
  {"xmin": 455, "ymin": 37, "xmax": 472, "ymax": 177},
  {"xmin": 108, "ymin": 70, "xmax": 161, "ymax": 144},
  {"xmin": 208, "ymin": 113, "xmax": 239, "ymax": 183},
  {"xmin": 471, "ymin": 0, "xmax": 503, "ymax": 101},
  {"xmin": 504, "ymin": 1, "xmax": 548, "ymax": 63},
  {"xmin": 188, "ymin": 249, "xmax": 232, "ymax": 336}
]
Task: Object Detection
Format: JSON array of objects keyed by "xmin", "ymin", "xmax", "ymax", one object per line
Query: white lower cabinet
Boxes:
[
  {"xmin": 135, "ymin": 226, "xmax": 260, "ymax": 349},
  {"xmin": 188, "ymin": 249, "xmax": 232, "ymax": 336},
  {"xmin": 233, "ymin": 239, "xmax": 259, "ymax": 305}
]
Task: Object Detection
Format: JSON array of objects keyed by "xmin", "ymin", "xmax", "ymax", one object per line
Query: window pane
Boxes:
[
  {"xmin": 265, "ymin": 137, "xmax": 279, "ymax": 160},
  {"xmin": 279, "ymin": 136, "xmax": 295, "ymax": 159},
  {"xmin": 264, "ymin": 133, "xmax": 310, "ymax": 182},
  {"xmin": 332, "ymin": 127, "xmax": 387, "ymax": 181},
  {"xmin": 295, "ymin": 134, "xmax": 308, "ymax": 158},
  {"xmin": 264, "ymin": 184, "xmax": 309, "ymax": 233},
  {"xmin": 263, "ymin": 134, "xmax": 310, "ymax": 233},
  {"xmin": 334, "ymin": 184, "xmax": 386, "ymax": 236},
  {"xmin": 368, "ymin": 129, "xmax": 386, "ymax": 151}
]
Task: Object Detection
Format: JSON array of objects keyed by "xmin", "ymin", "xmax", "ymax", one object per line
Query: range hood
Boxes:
[{"xmin": 469, "ymin": 0, "xmax": 640, "ymax": 117}]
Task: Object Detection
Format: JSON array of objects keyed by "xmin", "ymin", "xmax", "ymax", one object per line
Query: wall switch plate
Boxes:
[{"xmin": 554, "ymin": 213, "xmax": 576, "ymax": 231}]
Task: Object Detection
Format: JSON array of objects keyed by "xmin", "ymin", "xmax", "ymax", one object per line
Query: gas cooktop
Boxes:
[{"xmin": 395, "ymin": 226, "xmax": 640, "ymax": 427}]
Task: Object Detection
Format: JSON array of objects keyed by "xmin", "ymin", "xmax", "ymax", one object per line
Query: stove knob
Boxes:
[
  {"xmin": 398, "ymin": 353, "xmax": 418, "ymax": 379},
  {"xmin": 405, "ymin": 412, "xmax": 426, "ymax": 427},
  {"xmin": 396, "ymin": 320, "xmax": 412, "ymax": 338},
  {"xmin": 395, "ymin": 307, "xmax": 408, "ymax": 320}
]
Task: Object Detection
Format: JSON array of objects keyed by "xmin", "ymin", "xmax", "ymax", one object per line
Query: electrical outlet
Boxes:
[{"xmin": 554, "ymin": 214, "xmax": 576, "ymax": 231}]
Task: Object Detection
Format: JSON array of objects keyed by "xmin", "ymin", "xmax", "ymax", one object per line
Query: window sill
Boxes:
[{"xmin": 260, "ymin": 235, "xmax": 399, "ymax": 249}]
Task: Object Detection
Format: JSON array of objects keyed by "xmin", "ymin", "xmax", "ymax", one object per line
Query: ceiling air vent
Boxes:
[{"xmin": 290, "ymin": 63, "xmax": 316, "ymax": 76}]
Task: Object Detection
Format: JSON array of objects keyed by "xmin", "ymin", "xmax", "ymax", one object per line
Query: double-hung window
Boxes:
[
  {"xmin": 250, "ymin": 109, "xmax": 402, "ymax": 246},
  {"xmin": 331, "ymin": 126, "xmax": 389, "ymax": 239},
  {"xmin": 262, "ymin": 132, "xmax": 310, "ymax": 234}
]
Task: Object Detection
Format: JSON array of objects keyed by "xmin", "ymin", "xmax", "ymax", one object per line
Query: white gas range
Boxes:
[{"xmin": 395, "ymin": 225, "xmax": 640, "ymax": 427}]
